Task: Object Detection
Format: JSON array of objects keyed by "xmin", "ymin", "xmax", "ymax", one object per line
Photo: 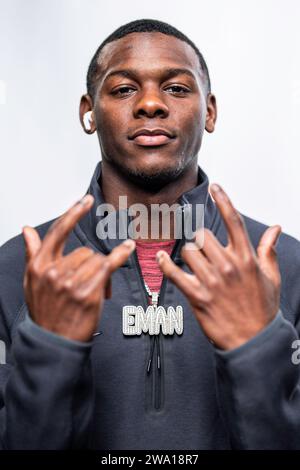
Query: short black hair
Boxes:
[{"xmin": 86, "ymin": 18, "xmax": 211, "ymax": 99}]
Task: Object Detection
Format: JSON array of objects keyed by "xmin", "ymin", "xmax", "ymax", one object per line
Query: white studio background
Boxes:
[{"xmin": 0, "ymin": 0, "xmax": 299, "ymax": 246}]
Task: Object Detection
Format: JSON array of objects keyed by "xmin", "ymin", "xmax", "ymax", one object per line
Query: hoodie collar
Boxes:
[{"xmin": 75, "ymin": 161, "xmax": 220, "ymax": 255}]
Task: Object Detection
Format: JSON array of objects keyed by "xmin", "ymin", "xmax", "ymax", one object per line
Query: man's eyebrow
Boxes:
[
  {"xmin": 104, "ymin": 69, "xmax": 137, "ymax": 81},
  {"xmin": 162, "ymin": 68, "xmax": 197, "ymax": 81},
  {"xmin": 103, "ymin": 67, "xmax": 197, "ymax": 82}
]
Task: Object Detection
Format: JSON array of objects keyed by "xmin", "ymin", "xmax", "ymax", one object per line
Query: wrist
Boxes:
[{"xmin": 215, "ymin": 314, "xmax": 279, "ymax": 352}]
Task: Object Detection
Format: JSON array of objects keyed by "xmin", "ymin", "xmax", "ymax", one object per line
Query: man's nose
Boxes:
[{"xmin": 133, "ymin": 89, "xmax": 169, "ymax": 119}]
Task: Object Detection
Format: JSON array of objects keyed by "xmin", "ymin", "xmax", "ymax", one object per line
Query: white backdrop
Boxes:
[{"xmin": 0, "ymin": 0, "xmax": 299, "ymax": 246}]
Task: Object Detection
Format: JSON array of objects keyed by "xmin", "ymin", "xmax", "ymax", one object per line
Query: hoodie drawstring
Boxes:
[{"xmin": 146, "ymin": 336, "xmax": 161, "ymax": 374}]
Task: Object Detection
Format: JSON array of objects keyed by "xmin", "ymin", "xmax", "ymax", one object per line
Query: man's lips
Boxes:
[
  {"xmin": 133, "ymin": 134, "xmax": 173, "ymax": 146},
  {"xmin": 128, "ymin": 128, "xmax": 176, "ymax": 147}
]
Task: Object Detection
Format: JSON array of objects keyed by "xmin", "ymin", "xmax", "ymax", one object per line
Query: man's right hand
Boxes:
[{"xmin": 22, "ymin": 195, "xmax": 135, "ymax": 342}]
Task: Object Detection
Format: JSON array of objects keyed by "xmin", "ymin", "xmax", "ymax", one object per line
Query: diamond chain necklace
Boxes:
[{"xmin": 143, "ymin": 281, "xmax": 161, "ymax": 372}]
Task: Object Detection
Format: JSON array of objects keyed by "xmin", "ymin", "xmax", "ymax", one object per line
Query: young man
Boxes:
[{"xmin": 0, "ymin": 19, "xmax": 300, "ymax": 450}]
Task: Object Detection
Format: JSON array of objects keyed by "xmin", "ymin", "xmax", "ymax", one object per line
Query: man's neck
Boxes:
[
  {"xmin": 99, "ymin": 159, "xmax": 199, "ymax": 242},
  {"xmin": 100, "ymin": 159, "xmax": 199, "ymax": 209}
]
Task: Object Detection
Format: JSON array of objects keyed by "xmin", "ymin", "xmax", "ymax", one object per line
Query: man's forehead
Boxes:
[{"xmin": 97, "ymin": 32, "xmax": 201, "ymax": 78}]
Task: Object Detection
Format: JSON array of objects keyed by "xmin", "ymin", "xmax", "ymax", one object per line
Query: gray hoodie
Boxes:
[{"xmin": 0, "ymin": 162, "xmax": 300, "ymax": 450}]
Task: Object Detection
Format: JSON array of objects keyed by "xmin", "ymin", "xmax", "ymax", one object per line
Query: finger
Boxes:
[
  {"xmin": 105, "ymin": 239, "xmax": 136, "ymax": 272},
  {"xmin": 99, "ymin": 239, "xmax": 136, "ymax": 298},
  {"xmin": 156, "ymin": 250, "xmax": 203, "ymax": 302},
  {"xmin": 47, "ymin": 247, "xmax": 95, "ymax": 279},
  {"xmin": 181, "ymin": 242, "xmax": 214, "ymax": 284},
  {"xmin": 257, "ymin": 225, "xmax": 282, "ymax": 257},
  {"xmin": 22, "ymin": 226, "xmax": 42, "ymax": 262},
  {"xmin": 37, "ymin": 195, "xmax": 94, "ymax": 264},
  {"xmin": 71, "ymin": 241, "xmax": 136, "ymax": 309},
  {"xmin": 210, "ymin": 184, "xmax": 254, "ymax": 254},
  {"xmin": 257, "ymin": 225, "xmax": 282, "ymax": 280},
  {"xmin": 78, "ymin": 261, "xmax": 112, "ymax": 299},
  {"xmin": 196, "ymin": 229, "xmax": 229, "ymax": 268},
  {"xmin": 68, "ymin": 252, "xmax": 107, "ymax": 286},
  {"xmin": 70, "ymin": 239, "xmax": 135, "ymax": 287}
]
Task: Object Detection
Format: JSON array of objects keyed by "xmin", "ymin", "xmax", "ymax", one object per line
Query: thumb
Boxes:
[
  {"xmin": 22, "ymin": 226, "xmax": 42, "ymax": 262},
  {"xmin": 257, "ymin": 225, "xmax": 281, "ymax": 280}
]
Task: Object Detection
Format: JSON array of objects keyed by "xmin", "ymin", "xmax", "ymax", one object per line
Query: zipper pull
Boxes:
[
  {"xmin": 147, "ymin": 336, "xmax": 156, "ymax": 374},
  {"xmin": 151, "ymin": 291, "xmax": 159, "ymax": 308},
  {"xmin": 157, "ymin": 336, "xmax": 161, "ymax": 371},
  {"xmin": 146, "ymin": 357, "xmax": 152, "ymax": 374}
]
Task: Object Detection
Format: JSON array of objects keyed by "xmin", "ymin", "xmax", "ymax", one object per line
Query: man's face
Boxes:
[{"xmin": 85, "ymin": 33, "xmax": 215, "ymax": 187}]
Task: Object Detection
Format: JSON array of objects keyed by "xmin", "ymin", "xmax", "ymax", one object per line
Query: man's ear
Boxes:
[
  {"xmin": 79, "ymin": 94, "xmax": 96, "ymax": 134},
  {"xmin": 205, "ymin": 93, "xmax": 217, "ymax": 133}
]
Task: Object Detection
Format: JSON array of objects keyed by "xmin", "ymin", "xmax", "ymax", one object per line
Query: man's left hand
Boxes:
[{"xmin": 157, "ymin": 184, "xmax": 282, "ymax": 350}]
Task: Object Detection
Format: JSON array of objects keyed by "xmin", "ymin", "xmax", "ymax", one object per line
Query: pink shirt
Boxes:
[{"xmin": 135, "ymin": 240, "xmax": 176, "ymax": 294}]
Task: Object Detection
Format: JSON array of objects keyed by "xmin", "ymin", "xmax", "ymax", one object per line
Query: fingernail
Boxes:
[
  {"xmin": 156, "ymin": 250, "xmax": 165, "ymax": 262},
  {"xmin": 211, "ymin": 183, "xmax": 221, "ymax": 193},
  {"xmin": 22, "ymin": 225, "xmax": 32, "ymax": 236},
  {"xmin": 184, "ymin": 242, "xmax": 199, "ymax": 252},
  {"xmin": 123, "ymin": 239, "xmax": 136, "ymax": 251},
  {"xmin": 79, "ymin": 194, "xmax": 93, "ymax": 206}
]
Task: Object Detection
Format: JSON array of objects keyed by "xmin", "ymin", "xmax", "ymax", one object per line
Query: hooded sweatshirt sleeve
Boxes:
[
  {"xmin": 0, "ymin": 311, "xmax": 94, "ymax": 449},
  {"xmin": 1, "ymin": 316, "xmax": 92, "ymax": 449},
  {"xmin": 214, "ymin": 231, "xmax": 300, "ymax": 450},
  {"xmin": 0, "ymin": 229, "xmax": 96, "ymax": 449}
]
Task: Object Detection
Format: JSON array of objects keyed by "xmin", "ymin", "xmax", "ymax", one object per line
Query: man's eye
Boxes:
[
  {"xmin": 112, "ymin": 86, "xmax": 136, "ymax": 97},
  {"xmin": 165, "ymin": 85, "xmax": 190, "ymax": 95}
]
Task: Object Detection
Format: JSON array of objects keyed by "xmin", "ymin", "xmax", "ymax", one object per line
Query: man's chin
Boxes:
[{"xmin": 121, "ymin": 162, "xmax": 185, "ymax": 191}]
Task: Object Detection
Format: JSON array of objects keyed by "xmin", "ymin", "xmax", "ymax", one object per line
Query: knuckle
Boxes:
[
  {"xmin": 100, "ymin": 258, "xmax": 110, "ymax": 270},
  {"xmin": 60, "ymin": 278, "xmax": 74, "ymax": 292},
  {"xmin": 191, "ymin": 290, "xmax": 202, "ymax": 306},
  {"xmin": 242, "ymin": 254, "xmax": 257, "ymax": 271},
  {"xmin": 44, "ymin": 266, "xmax": 59, "ymax": 282},
  {"xmin": 72, "ymin": 288, "xmax": 99, "ymax": 308},
  {"xmin": 194, "ymin": 290, "xmax": 203, "ymax": 303},
  {"xmin": 221, "ymin": 262, "xmax": 236, "ymax": 277},
  {"xmin": 73, "ymin": 289, "xmax": 87, "ymax": 304},
  {"xmin": 193, "ymin": 289, "xmax": 212, "ymax": 306},
  {"xmin": 52, "ymin": 280, "xmax": 69, "ymax": 296},
  {"xmin": 206, "ymin": 275, "xmax": 219, "ymax": 289},
  {"xmin": 201, "ymin": 291, "xmax": 213, "ymax": 305}
]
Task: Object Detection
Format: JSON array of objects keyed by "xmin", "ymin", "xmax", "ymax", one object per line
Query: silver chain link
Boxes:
[{"xmin": 144, "ymin": 281, "xmax": 159, "ymax": 297}]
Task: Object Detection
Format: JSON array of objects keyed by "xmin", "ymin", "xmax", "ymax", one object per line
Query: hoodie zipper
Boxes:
[
  {"xmin": 144, "ymin": 290, "xmax": 162, "ymax": 410},
  {"xmin": 131, "ymin": 237, "xmax": 183, "ymax": 411}
]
